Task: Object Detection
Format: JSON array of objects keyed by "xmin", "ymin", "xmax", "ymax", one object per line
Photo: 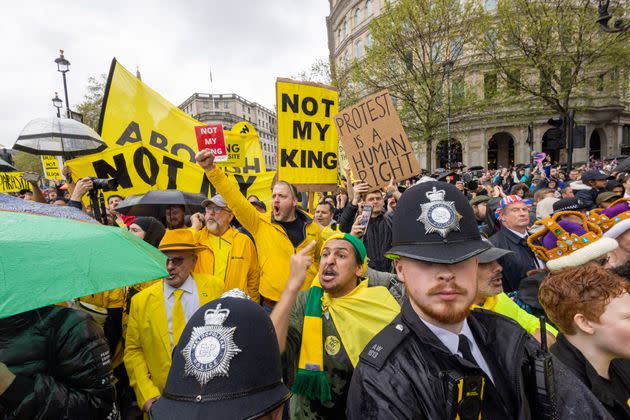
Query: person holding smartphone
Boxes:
[{"xmin": 338, "ymin": 182, "xmax": 393, "ymax": 272}]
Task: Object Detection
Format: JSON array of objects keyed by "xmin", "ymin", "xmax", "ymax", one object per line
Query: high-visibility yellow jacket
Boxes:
[
  {"xmin": 193, "ymin": 226, "xmax": 261, "ymax": 302},
  {"xmin": 473, "ymin": 292, "xmax": 558, "ymax": 336},
  {"xmin": 205, "ymin": 167, "xmax": 322, "ymax": 302},
  {"xmin": 123, "ymin": 274, "xmax": 223, "ymax": 407}
]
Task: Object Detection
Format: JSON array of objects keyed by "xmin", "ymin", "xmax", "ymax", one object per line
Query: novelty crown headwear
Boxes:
[{"xmin": 528, "ymin": 211, "xmax": 617, "ymax": 271}]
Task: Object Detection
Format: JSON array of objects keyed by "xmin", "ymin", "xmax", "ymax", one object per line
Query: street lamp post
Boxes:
[
  {"xmin": 597, "ymin": 0, "xmax": 630, "ymax": 32},
  {"xmin": 54, "ymin": 50, "xmax": 71, "ymax": 118},
  {"xmin": 51, "ymin": 92, "xmax": 62, "ymax": 118},
  {"xmin": 443, "ymin": 60, "xmax": 455, "ymax": 170}
]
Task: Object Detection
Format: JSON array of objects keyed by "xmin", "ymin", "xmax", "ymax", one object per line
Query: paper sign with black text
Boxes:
[
  {"xmin": 334, "ymin": 90, "xmax": 420, "ymax": 189},
  {"xmin": 276, "ymin": 78, "xmax": 338, "ymax": 191}
]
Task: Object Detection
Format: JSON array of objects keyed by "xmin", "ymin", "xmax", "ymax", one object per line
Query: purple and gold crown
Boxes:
[
  {"xmin": 528, "ymin": 211, "xmax": 617, "ymax": 271},
  {"xmin": 588, "ymin": 197, "xmax": 630, "ymax": 232}
]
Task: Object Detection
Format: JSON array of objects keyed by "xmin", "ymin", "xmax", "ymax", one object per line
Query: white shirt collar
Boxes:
[
  {"xmin": 164, "ymin": 275, "xmax": 195, "ymax": 298},
  {"xmin": 506, "ymin": 227, "xmax": 528, "ymax": 238},
  {"xmin": 419, "ymin": 317, "xmax": 475, "ymax": 355}
]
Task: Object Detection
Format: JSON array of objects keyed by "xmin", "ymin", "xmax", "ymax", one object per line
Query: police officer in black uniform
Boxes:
[{"xmin": 346, "ymin": 181, "xmax": 610, "ymax": 419}]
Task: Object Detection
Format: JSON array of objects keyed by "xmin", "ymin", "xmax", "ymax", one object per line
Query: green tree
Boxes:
[
  {"xmin": 344, "ymin": 0, "xmax": 483, "ymax": 171},
  {"xmin": 12, "ymin": 151, "xmax": 44, "ymax": 177},
  {"xmin": 295, "ymin": 58, "xmax": 332, "ymax": 85},
  {"xmin": 76, "ymin": 74, "xmax": 107, "ymax": 131},
  {"xmin": 475, "ymin": 0, "xmax": 630, "ymax": 117}
]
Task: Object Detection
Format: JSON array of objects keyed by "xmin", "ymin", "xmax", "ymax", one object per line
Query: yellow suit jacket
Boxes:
[{"xmin": 123, "ymin": 273, "xmax": 223, "ymax": 407}]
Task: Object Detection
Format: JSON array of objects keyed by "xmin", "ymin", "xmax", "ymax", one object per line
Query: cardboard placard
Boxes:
[
  {"xmin": 334, "ymin": 90, "xmax": 420, "ymax": 189},
  {"xmin": 195, "ymin": 124, "xmax": 227, "ymax": 162}
]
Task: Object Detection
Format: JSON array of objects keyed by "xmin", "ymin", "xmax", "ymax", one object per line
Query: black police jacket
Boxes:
[
  {"xmin": 489, "ymin": 227, "xmax": 539, "ymax": 293},
  {"xmin": 346, "ymin": 300, "xmax": 611, "ymax": 420},
  {"xmin": 551, "ymin": 334, "xmax": 630, "ymax": 420},
  {"xmin": 0, "ymin": 306, "xmax": 118, "ymax": 419}
]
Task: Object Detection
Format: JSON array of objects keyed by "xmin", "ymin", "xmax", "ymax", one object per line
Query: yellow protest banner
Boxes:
[
  {"xmin": 41, "ymin": 155, "xmax": 62, "ymax": 180},
  {"xmin": 68, "ymin": 59, "xmax": 273, "ymax": 204},
  {"xmin": 98, "ymin": 59, "xmax": 265, "ymax": 171},
  {"xmin": 0, "ymin": 172, "xmax": 29, "ymax": 193},
  {"xmin": 66, "ymin": 142, "xmax": 276, "ymax": 205},
  {"xmin": 276, "ymin": 78, "xmax": 338, "ymax": 191}
]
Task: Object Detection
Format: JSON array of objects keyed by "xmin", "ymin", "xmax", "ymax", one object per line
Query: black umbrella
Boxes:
[
  {"xmin": 468, "ymin": 165, "xmax": 484, "ymax": 171},
  {"xmin": 13, "ymin": 117, "xmax": 107, "ymax": 158},
  {"xmin": 0, "ymin": 157, "xmax": 16, "ymax": 172},
  {"xmin": 613, "ymin": 156, "xmax": 630, "ymax": 173},
  {"xmin": 116, "ymin": 190, "xmax": 207, "ymax": 218}
]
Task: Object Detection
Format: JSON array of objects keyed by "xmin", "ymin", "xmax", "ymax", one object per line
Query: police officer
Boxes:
[
  {"xmin": 150, "ymin": 290, "xmax": 290, "ymax": 419},
  {"xmin": 346, "ymin": 181, "xmax": 610, "ymax": 419}
]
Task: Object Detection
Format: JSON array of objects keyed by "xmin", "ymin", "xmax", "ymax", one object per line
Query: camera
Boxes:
[{"xmin": 89, "ymin": 177, "xmax": 118, "ymax": 192}]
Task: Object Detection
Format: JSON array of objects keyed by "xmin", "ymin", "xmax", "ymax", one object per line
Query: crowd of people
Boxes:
[{"xmin": 1, "ymin": 151, "xmax": 629, "ymax": 419}]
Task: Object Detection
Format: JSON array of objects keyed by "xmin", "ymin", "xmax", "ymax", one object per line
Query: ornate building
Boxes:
[
  {"xmin": 179, "ymin": 93, "xmax": 278, "ymax": 169},
  {"xmin": 327, "ymin": 0, "xmax": 630, "ymax": 169}
]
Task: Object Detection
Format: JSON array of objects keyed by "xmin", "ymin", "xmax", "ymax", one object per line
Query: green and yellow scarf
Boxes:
[{"xmin": 292, "ymin": 234, "xmax": 400, "ymax": 402}]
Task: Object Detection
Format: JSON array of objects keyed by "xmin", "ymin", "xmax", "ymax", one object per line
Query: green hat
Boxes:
[
  {"xmin": 469, "ymin": 195, "xmax": 490, "ymax": 206},
  {"xmin": 322, "ymin": 233, "xmax": 367, "ymax": 270}
]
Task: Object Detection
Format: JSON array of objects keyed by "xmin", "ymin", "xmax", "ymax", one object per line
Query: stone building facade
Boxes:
[
  {"xmin": 179, "ymin": 93, "xmax": 278, "ymax": 170},
  {"xmin": 327, "ymin": 0, "xmax": 630, "ymax": 169}
]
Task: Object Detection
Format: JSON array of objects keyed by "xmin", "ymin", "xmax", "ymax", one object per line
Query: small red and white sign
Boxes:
[{"xmin": 195, "ymin": 124, "xmax": 228, "ymax": 161}]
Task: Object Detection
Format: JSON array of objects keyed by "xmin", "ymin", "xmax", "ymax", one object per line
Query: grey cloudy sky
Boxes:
[{"xmin": 0, "ymin": 0, "xmax": 330, "ymax": 147}]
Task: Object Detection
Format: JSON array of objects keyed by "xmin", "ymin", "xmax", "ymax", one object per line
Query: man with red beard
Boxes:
[{"xmin": 347, "ymin": 181, "xmax": 610, "ymax": 419}]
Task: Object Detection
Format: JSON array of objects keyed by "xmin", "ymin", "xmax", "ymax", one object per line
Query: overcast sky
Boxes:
[{"xmin": 0, "ymin": 0, "xmax": 330, "ymax": 148}]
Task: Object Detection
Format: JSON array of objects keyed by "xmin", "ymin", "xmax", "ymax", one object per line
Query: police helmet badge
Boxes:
[
  {"xmin": 417, "ymin": 187, "xmax": 462, "ymax": 237},
  {"xmin": 182, "ymin": 303, "xmax": 241, "ymax": 385}
]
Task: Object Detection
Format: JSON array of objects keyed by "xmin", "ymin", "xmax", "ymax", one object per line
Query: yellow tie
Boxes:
[{"xmin": 172, "ymin": 289, "xmax": 186, "ymax": 347}]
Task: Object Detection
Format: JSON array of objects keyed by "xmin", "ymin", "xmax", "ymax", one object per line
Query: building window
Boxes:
[
  {"xmin": 366, "ymin": 0, "xmax": 373, "ymax": 16},
  {"xmin": 431, "ymin": 42, "xmax": 442, "ymax": 62},
  {"xmin": 507, "ymin": 69, "xmax": 521, "ymax": 95},
  {"xmin": 450, "ymin": 36, "xmax": 464, "ymax": 60},
  {"xmin": 366, "ymin": 32, "xmax": 373, "ymax": 47},
  {"xmin": 355, "ymin": 8, "xmax": 361, "ymax": 26},
  {"xmin": 224, "ymin": 102, "xmax": 229, "ymax": 109},
  {"xmin": 539, "ymin": 69, "xmax": 551, "ymax": 95},
  {"xmin": 484, "ymin": 73, "xmax": 497, "ymax": 100},
  {"xmin": 622, "ymin": 125, "xmax": 630, "ymax": 155},
  {"xmin": 355, "ymin": 39, "xmax": 364, "ymax": 58},
  {"xmin": 452, "ymin": 78, "xmax": 465, "ymax": 103},
  {"xmin": 484, "ymin": 0, "xmax": 497, "ymax": 10},
  {"xmin": 343, "ymin": 19, "xmax": 348, "ymax": 37}
]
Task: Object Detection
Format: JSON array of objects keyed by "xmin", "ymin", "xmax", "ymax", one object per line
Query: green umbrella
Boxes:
[{"xmin": 0, "ymin": 211, "xmax": 168, "ymax": 318}]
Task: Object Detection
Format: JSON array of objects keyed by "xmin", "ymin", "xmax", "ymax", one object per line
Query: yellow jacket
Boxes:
[
  {"xmin": 193, "ymin": 226, "xmax": 261, "ymax": 302},
  {"xmin": 205, "ymin": 167, "xmax": 322, "ymax": 302},
  {"xmin": 473, "ymin": 293, "xmax": 558, "ymax": 336},
  {"xmin": 123, "ymin": 273, "xmax": 223, "ymax": 407}
]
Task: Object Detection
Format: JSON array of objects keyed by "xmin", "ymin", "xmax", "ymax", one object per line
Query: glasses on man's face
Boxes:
[
  {"xmin": 205, "ymin": 206, "xmax": 228, "ymax": 214},
  {"xmin": 166, "ymin": 257, "xmax": 185, "ymax": 267}
]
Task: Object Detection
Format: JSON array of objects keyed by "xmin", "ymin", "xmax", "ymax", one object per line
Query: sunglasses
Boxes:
[{"xmin": 166, "ymin": 257, "xmax": 186, "ymax": 267}]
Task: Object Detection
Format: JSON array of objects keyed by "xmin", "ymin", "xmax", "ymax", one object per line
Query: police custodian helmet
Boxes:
[
  {"xmin": 386, "ymin": 181, "xmax": 490, "ymax": 263},
  {"xmin": 151, "ymin": 292, "xmax": 290, "ymax": 420}
]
